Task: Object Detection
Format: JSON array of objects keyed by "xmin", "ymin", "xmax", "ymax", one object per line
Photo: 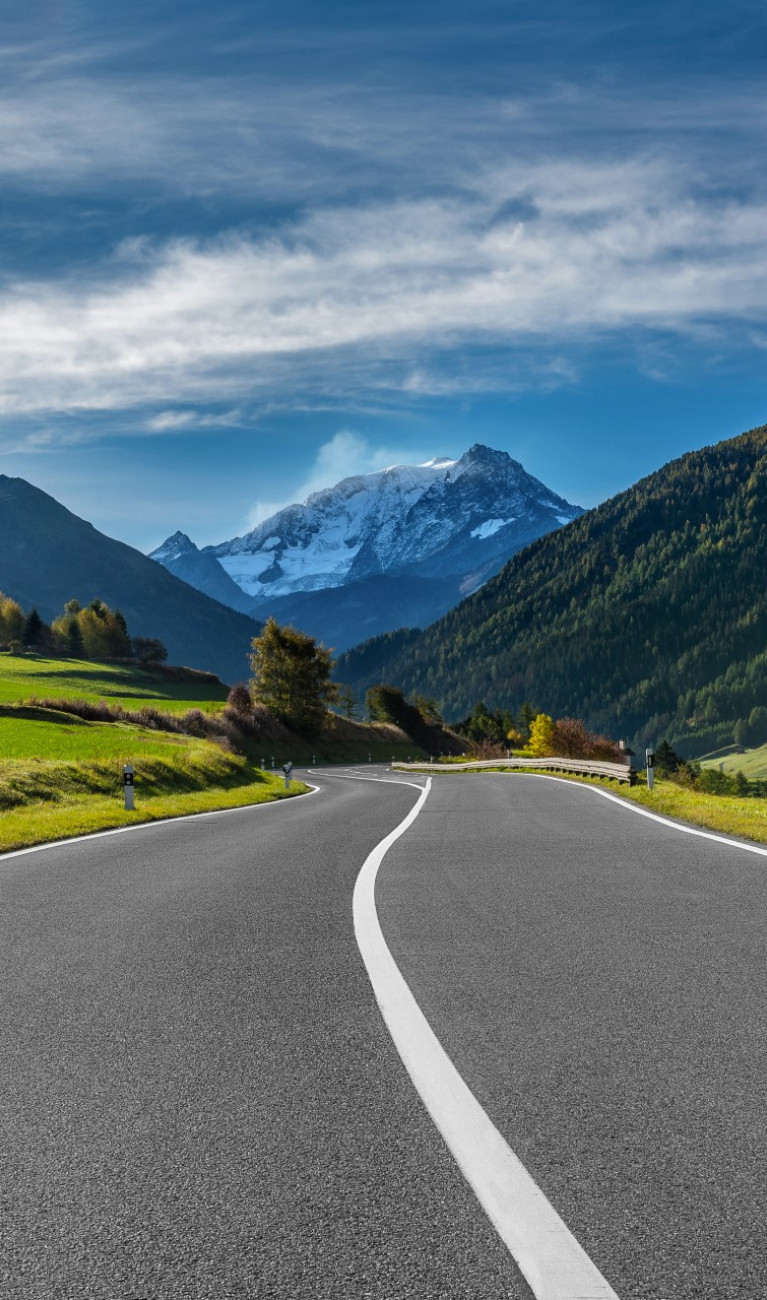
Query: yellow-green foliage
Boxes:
[
  {"xmin": 527, "ymin": 712, "xmax": 555, "ymax": 756},
  {"xmin": 250, "ymin": 617, "xmax": 338, "ymax": 732},
  {"xmin": 0, "ymin": 593, "xmax": 23, "ymax": 644}
]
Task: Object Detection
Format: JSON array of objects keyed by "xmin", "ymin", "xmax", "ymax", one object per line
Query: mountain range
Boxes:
[
  {"xmin": 334, "ymin": 423, "xmax": 767, "ymax": 758},
  {"xmin": 0, "ymin": 476, "xmax": 261, "ymax": 685},
  {"xmin": 150, "ymin": 445, "xmax": 583, "ymax": 650}
]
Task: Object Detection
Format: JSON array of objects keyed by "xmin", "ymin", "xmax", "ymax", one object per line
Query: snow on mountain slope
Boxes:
[{"xmin": 202, "ymin": 444, "xmax": 581, "ymax": 602}]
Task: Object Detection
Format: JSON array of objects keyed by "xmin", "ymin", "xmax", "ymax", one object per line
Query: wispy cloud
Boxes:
[
  {"xmin": 1, "ymin": 155, "xmax": 767, "ymax": 423},
  {"xmin": 144, "ymin": 408, "xmax": 243, "ymax": 432}
]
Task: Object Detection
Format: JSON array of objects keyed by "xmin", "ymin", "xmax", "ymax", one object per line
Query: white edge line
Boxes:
[
  {"xmin": 353, "ymin": 776, "xmax": 620, "ymax": 1300},
  {"xmin": 520, "ymin": 772, "xmax": 767, "ymax": 858},
  {"xmin": 0, "ymin": 783, "xmax": 321, "ymax": 863}
]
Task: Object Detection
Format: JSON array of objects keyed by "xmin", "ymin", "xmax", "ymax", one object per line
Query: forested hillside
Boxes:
[{"xmin": 336, "ymin": 424, "xmax": 767, "ymax": 756}]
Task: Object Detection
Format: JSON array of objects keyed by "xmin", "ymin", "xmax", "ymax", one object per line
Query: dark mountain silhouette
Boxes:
[{"xmin": 0, "ymin": 476, "xmax": 261, "ymax": 685}]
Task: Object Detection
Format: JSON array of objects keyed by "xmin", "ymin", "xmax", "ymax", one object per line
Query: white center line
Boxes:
[{"xmin": 353, "ymin": 777, "xmax": 621, "ymax": 1300}]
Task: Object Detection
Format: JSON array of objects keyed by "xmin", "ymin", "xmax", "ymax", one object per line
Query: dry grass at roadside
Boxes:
[{"xmin": 0, "ymin": 748, "xmax": 306, "ymax": 854}]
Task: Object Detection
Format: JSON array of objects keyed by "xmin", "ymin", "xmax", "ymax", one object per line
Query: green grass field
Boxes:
[
  {"xmin": 700, "ymin": 743, "xmax": 767, "ymax": 779},
  {"xmin": 0, "ymin": 652, "xmax": 228, "ymax": 712},
  {"xmin": 0, "ymin": 708, "xmax": 212, "ymax": 761},
  {"xmin": 0, "ymin": 739, "xmax": 306, "ymax": 853},
  {"xmin": 0, "ymin": 653, "xmax": 311, "ymax": 853}
]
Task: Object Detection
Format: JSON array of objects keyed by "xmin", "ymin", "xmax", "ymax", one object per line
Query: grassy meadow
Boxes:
[
  {"xmin": 700, "ymin": 743, "xmax": 767, "ymax": 780},
  {"xmin": 0, "ymin": 652, "xmax": 308, "ymax": 853},
  {"xmin": 0, "ymin": 652, "xmax": 229, "ymax": 712}
]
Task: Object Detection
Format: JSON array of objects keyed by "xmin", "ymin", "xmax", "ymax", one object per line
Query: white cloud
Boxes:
[
  {"xmin": 1, "ymin": 156, "xmax": 767, "ymax": 421},
  {"xmin": 246, "ymin": 430, "xmax": 434, "ymax": 527},
  {"xmin": 144, "ymin": 408, "xmax": 243, "ymax": 432}
]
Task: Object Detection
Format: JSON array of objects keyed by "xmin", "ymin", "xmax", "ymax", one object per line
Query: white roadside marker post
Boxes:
[
  {"xmin": 261, "ymin": 757, "xmax": 265, "ymax": 770},
  {"xmin": 283, "ymin": 761, "xmax": 293, "ymax": 790},
  {"xmin": 123, "ymin": 763, "xmax": 135, "ymax": 811},
  {"xmin": 646, "ymin": 747, "xmax": 655, "ymax": 791},
  {"xmin": 271, "ymin": 756, "xmax": 275, "ymax": 769}
]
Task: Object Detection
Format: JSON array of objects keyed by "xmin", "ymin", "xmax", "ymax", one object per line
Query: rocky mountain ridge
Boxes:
[{"xmin": 150, "ymin": 444, "xmax": 583, "ymax": 649}]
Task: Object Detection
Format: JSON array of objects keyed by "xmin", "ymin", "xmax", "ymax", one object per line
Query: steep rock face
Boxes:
[{"xmin": 205, "ymin": 444, "xmax": 581, "ymax": 600}]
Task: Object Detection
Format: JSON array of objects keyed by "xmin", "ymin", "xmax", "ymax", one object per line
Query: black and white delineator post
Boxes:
[
  {"xmin": 123, "ymin": 763, "xmax": 135, "ymax": 810},
  {"xmin": 645, "ymin": 747, "xmax": 654, "ymax": 791},
  {"xmin": 283, "ymin": 761, "xmax": 293, "ymax": 790}
]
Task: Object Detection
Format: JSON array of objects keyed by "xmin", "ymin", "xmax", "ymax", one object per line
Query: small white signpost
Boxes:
[
  {"xmin": 283, "ymin": 761, "xmax": 293, "ymax": 790},
  {"xmin": 123, "ymin": 763, "xmax": 135, "ymax": 811},
  {"xmin": 645, "ymin": 747, "xmax": 654, "ymax": 791}
]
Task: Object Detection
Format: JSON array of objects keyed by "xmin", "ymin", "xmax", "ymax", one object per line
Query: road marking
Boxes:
[
  {"xmin": 522, "ymin": 773, "xmax": 767, "ymax": 858},
  {"xmin": 0, "ymin": 784, "xmax": 320, "ymax": 863},
  {"xmin": 310, "ymin": 768, "xmax": 426, "ymax": 790},
  {"xmin": 353, "ymin": 777, "xmax": 621, "ymax": 1300}
]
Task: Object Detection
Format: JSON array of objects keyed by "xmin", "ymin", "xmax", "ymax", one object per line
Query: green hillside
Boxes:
[
  {"xmin": 0, "ymin": 474, "xmax": 262, "ymax": 684},
  {"xmin": 0, "ymin": 652, "xmax": 229, "ymax": 712},
  {"xmin": 700, "ymin": 743, "xmax": 767, "ymax": 780},
  {"xmin": 336, "ymin": 423, "xmax": 767, "ymax": 757}
]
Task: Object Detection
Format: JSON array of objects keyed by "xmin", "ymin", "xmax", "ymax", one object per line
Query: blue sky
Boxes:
[{"xmin": 2, "ymin": 0, "xmax": 767, "ymax": 549}]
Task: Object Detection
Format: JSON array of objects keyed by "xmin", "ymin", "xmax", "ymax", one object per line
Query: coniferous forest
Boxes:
[{"xmin": 335, "ymin": 424, "xmax": 767, "ymax": 756}]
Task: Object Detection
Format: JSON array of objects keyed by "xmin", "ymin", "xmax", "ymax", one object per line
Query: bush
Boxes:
[
  {"xmin": 182, "ymin": 709, "xmax": 208, "ymax": 737},
  {"xmin": 226, "ymin": 683, "xmax": 253, "ymax": 717}
]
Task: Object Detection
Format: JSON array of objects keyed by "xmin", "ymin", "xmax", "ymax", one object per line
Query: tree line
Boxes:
[{"xmin": 0, "ymin": 593, "xmax": 167, "ymax": 665}]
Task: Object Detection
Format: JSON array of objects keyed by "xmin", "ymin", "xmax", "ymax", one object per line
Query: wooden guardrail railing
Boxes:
[{"xmin": 392, "ymin": 756, "xmax": 635, "ymax": 784}]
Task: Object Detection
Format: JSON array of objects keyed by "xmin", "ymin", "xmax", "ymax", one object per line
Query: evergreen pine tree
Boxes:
[{"xmin": 22, "ymin": 608, "xmax": 44, "ymax": 647}]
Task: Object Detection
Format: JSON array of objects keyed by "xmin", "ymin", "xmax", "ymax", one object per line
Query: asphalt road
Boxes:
[
  {"xmin": 1, "ymin": 768, "xmax": 766, "ymax": 1298},
  {"xmin": 377, "ymin": 772, "xmax": 767, "ymax": 1300},
  {"xmin": 0, "ymin": 770, "xmax": 529, "ymax": 1300}
]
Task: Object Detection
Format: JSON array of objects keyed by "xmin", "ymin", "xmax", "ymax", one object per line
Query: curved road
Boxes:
[{"xmin": 1, "ymin": 769, "xmax": 766, "ymax": 1298}]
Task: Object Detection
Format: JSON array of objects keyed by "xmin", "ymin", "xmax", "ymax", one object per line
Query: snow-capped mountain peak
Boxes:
[
  {"xmin": 198, "ymin": 443, "xmax": 581, "ymax": 602},
  {"xmin": 149, "ymin": 443, "xmax": 582, "ymax": 649},
  {"xmin": 149, "ymin": 530, "xmax": 198, "ymax": 563}
]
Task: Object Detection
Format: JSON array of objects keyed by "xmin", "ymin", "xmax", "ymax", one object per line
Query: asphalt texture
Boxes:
[
  {"xmin": 377, "ymin": 773, "xmax": 767, "ymax": 1300},
  {"xmin": 0, "ymin": 770, "xmax": 532, "ymax": 1300},
  {"xmin": 3, "ymin": 768, "xmax": 766, "ymax": 1299}
]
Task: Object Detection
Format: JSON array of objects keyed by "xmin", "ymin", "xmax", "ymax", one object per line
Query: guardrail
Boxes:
[{"xmin": 392, "ymin": 756, "xmax": 635, "ymax": 784}]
